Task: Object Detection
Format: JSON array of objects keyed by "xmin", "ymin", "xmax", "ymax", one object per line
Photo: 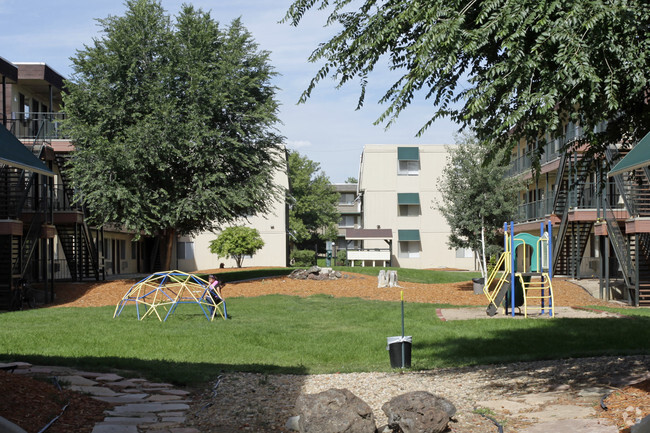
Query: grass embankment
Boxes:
[
  {"xmin": 0, "ymin": 294, "xmax": 647, "ymax": 385},
  {"xmin": 201, "ymin": 266, "xmax": 480, "ymax": 284}
]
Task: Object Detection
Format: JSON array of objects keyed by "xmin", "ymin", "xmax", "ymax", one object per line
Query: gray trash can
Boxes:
[
  {"xmin": 472, "ymin": 277, "xmax": 485, "ymax": 295},
  {"xmin": 387, "ymin": 336, "xmax": 412, "ymax": 368}
]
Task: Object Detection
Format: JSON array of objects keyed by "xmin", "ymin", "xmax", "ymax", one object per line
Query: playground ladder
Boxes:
[{"xmin": 517, "ymin": 273, "xmax": 554, "ymax": 318}]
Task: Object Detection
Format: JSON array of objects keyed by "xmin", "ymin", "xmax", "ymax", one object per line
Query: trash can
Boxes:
[
  {"xmin": 387, "ymin": 336, "xmax": 412, "ymax": 368},
  {"xmin": 472, "ymin": 277, "xmax": 485, "ymax": 295}
]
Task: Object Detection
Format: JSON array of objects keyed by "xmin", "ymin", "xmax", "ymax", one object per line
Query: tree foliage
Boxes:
[
  {"xmin": 438, "ymin": 132, "xmax": 521, "ymax": 279},
  {"xmin": 63, "ymin": 0, "xmax": 283, "ymax": 268},
  {"xmin": 210, "ymin": 226, "xmax": 265, "ymax": 268},
  {"xmin": 287, "ymin": 150, "xmax": 339, "ymax": 246},
  {"xmin": 285, "ymin": 0, "xmax": 650, "ymax": 165}
]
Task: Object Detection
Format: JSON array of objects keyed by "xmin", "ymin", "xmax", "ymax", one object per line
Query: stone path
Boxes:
[{"xmin": 1, "ymin": 362, "xmax": 199, "ymax": 433}]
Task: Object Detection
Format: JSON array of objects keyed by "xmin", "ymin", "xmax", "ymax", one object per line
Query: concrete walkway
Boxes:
[{"xmin": 0, "ymin": 362, "xmax": 199, "ymax": 433}]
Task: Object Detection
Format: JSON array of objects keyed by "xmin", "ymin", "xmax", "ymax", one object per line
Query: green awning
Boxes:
[
  {"xmin": 397, "ymin": 193, "xmax": 420, "ymax": 205},
  {"xmin": 0, "ymin": 124, "xmax": 53, "ymax": 176},
  {"xmin": 398, "ymin": 229, "xmax": 420, "ymax": 241},
  {"xmin": 609, "ymin": 132, "xmax": 650, "ymax": 177},
  {"xmin": 397, "ymin": 147, "xmax": 419, "ymax": 161}
]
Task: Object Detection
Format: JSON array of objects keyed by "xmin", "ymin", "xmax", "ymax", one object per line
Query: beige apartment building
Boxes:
[{"xmin": 355, "ymin": 144, "xmax": 475, "ymax": 269}]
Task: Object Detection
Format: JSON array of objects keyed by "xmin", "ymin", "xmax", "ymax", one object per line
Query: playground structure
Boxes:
[
  {"xmin": 484, "ymin": 221, "xmax": 555, "ymax": 317},
  {"xmin": 113, "ymin": 270, "xmax": 227, "ymax": 322}
]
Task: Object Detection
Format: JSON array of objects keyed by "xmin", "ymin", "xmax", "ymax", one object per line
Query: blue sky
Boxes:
[{"xmin": 0, "ymin": 0, "xmax": 459, "ymax": 182}]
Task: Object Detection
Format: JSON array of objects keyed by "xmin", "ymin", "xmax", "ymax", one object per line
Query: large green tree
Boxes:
[
  {"xmin": 285, "ymin": 0, "xmax": 650, "ymax": 165},
  {"xmin": 287, "ymin": 151, "xmax": 339, "ymax": 248},
  {"xmin": 64, "ymin": 0, "xmax": 283, "ymax": 269},
  {"xmin": 438, "ymin": 132, "xmax": 521, "ymax": 280}
]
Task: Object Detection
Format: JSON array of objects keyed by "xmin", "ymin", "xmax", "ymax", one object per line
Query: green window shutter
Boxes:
[
  {"xmin": 397, "ymin": 193, "xmax": 420, "ymax": 205},
  {"xmin": 398, "ymin": 229, "xmax": 420, "ymax": 241},
  {"xmin": 397, "ymin": 147, "xmax": 419, "ymax": 161}
]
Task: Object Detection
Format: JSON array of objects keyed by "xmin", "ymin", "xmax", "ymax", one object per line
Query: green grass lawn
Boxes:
[{"xmin": 1, "ymin": 294, "xmax": 648, "ymax": 386}]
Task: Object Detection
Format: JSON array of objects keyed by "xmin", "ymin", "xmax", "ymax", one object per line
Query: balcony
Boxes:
[
  {"xmin": 516, "ymin": 182, "xmax": 625, "ymax": 222},
  {"xmin": 507, "ymin": 123, "xmax": 585, "ymax": 177},
  {"xmin": 5, "ymin": 112, "xmax": 67, "ymax": 141}
]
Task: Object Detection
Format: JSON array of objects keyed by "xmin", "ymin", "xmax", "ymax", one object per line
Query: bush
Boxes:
[
  {"xmin": 336, "ymin": 250, "xmax": 348, "ymax": 266},
  {"xmin": 291, "ymin": 249, "xmax": 316, "ymax": 267}
]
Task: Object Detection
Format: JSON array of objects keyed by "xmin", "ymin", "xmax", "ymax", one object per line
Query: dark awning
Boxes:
[
  {"xmin": 609, "ymin": 132, "xmax": 650, "ymax": 177},
  {"xmin": 398, "ymin": 229, "xmax": 420, "ymax": 241},
  {"xmin": 0, "ymin": 124, "xmax": 53, "ymax": 176},
  {"xmin": 397, "ymin": 193, "xmax": 420, "ymax": 205},
  {"xmin": 397, "ymin": 147, "xmax": 419, "ymax": 161}
]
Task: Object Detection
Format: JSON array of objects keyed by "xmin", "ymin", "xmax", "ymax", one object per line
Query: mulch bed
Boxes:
[{"xmin": 0, "ymin": 370, "xmax": 111, "ymax": 433}]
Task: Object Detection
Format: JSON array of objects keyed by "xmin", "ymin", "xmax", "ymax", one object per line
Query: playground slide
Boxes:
[{"xmin": 486, "ymin": 278, "xmax": 509, "ymax": 316}]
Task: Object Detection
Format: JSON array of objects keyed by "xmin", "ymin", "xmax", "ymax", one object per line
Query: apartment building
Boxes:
[
  {"xmin": 353, "ymin": 144, "xmax": 475, "ymax": 269},
  {"xmin": 509, "ymin": 122, "xmax": 650, "ymax": 306}
]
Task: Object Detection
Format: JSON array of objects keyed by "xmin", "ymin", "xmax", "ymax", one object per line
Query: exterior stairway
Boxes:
[
  {"xmin": 551, "ymin": 151, "xmax": 592, "ymax": 277},
  {"xmin": 606, "ymin": 146, "xmax": 650, "ymax": 306},
  {"xmin": 53, "ymin": 154, "xmax": 101, "ymax": 281}
]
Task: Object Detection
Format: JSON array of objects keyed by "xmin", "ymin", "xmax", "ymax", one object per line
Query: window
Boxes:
[
  {"xmin": 177, "ymin": 241, "xmax": 194, "ymax": 260},
  {"xmin": 456, "ymin": 248, "xmax": 474, "ymax": 258},
  {"xmin": 339, "ymin": 215, "xmax": 356, "ymax": 228},
  {"xmin": 131, "ymin": 241, "xmax": 138, "ymax": 260},
  {"xmin": 399, "ymin": 241, "xmax": 421, "ymax": 258},
  {"xmin": 399, "ymin": 205, "xmax": 420, "ymax": 216},
  {"xmin": 339, "ymin": 193, "xmax": 355, "ymax": 205},
  {"xmin": 398, "ymin": 229, "xmax": 421, "ymax": 258},
  {"xmin": 120, "ymin": 240, "xmax": 126, "ymax": 260},
  {"xmin": 397, "ymin": 193, "xmax": 420, "ymax": 216},
  {"xmin": 398, "ymin": 160, "xmax": 420, "ymax": 175},
  {"xmin": 397, "ymin": 147, "xmax": 420, "ymax": 175}
]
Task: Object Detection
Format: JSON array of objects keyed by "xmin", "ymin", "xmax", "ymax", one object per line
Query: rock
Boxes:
[
  {"xmin": 296, "ymin": 388, "xmax": 377, "ymax": 433},
  {"xmin": 286, "ymin": 415, "xmax": 301, "ymax": 431},
  {"xmin": 306, "ymin": 266, "xmax": 321, "ymax": 275},
  {"xmin": 381, "ymin": 391, "xmax": 456, "ymax": 433},
  {"xmin": 631, "ymin": 413, "xmax": 650, "ymax": 433},
  {"xmin": 334, "ymin": 271, "xmax": 342, "ymax": 278}
]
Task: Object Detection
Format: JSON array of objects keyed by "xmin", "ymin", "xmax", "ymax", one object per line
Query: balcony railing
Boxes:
[
  {"xmin": 516, "ymin": 182, "xmax": 625, "ymax": 222},
  {"xmin": 5, "ymin": 112, "xmax": 67, "ymax": 140},
  {"xmin": 507, "ymin": 123, "xmax": 584, "ymax": 177},
  {"xmin": 52, "ymin": 185, "xmax": 83, "ymax": 212}
]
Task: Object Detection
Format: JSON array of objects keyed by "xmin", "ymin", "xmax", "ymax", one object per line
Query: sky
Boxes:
[{"xmin": 0, "ymin": 0, "xmax": 460, "ymax": 183}]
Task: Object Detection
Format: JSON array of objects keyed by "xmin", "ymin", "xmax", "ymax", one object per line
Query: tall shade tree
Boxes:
[
  {"xmin": 287, "ymin": 151, "xmax": 339, "ymax": 247},
  {"xmin": 63, "ymin": 0, "xmax": 283, "ymax": 269},
  {"xmin": 285, "ymin": 0, "xmax": 650, "ymax": 167},
  {"xmin": 438, "ymin": 132, "xmax": 521, "ymax": 280}
]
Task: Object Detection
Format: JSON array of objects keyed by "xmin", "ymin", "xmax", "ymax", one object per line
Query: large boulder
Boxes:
[
  {"xmin": 381, "ymin": 391, "xmax": 456, "ymax": 433},
  {"xmin": 296, "ymin": 388, "xmax": 377, "ymax": 433}
]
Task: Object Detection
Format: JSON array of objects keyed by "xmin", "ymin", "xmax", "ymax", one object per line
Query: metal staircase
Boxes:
[
  {"xmin": 605, "ymin": 146, "xmax": 650, "ymax": 305},
  {"xmin": 551, "ymin": 151, "xmax": 593, "ymax": 276},
  {"xmin": 53, "ymin": 153, "xmax": 102, "ymax": 281}
]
